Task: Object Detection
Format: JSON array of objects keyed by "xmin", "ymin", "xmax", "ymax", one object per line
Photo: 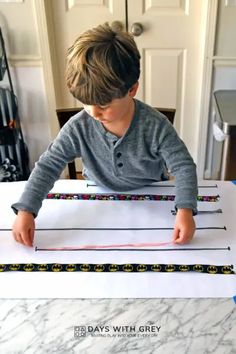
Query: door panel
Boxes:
[
  {"xmin": 145, "ymin": 48, "xmax": 184, "ymax": 111},
  {"xmin": 144, "ymin": 0, "xmax": 188, "ymax": 15}
]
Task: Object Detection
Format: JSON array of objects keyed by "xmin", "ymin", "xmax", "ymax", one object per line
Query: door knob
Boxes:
[
  {"xmin": 131, "ymin": 23, "xmax": 144, "ymax": 36},
  {"xmin": 111, "ymin": 21, "xmax": 124, "ymax": 32}
]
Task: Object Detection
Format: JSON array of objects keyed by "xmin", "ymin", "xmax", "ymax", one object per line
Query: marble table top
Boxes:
[{"xmin": 0, "ymin": 298, "xmax": 235, "ymax": 353}]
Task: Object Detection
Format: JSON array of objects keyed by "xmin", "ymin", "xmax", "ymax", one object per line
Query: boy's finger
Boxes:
[
  {"xmin": 21, "ymin": 230, "xmax": 33, "ymax": 247},
  {"xmin": 13, "ymin": 232, "xmax": 22, "ymax": 244},
  {"xmin": 174, "ymin": 236, "xmax": 185, "ymax": 245},
  {"xmin": 29, "ymin": 227, "xmax": 34, "ymax": 247},
  {"xmin": 172, "ymin": 227, "xmax": 180, "ymax": 243},
  {"xmin": 173, "ymin": 229, "xmax": 187, "ymax": 244},
  {"xmin": 177, "ymin": 231, "xmax": 193, "ymax": 245}
]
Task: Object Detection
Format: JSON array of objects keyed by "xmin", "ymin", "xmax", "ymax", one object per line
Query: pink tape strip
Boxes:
[{"xmin": 41, "ymin": 241, "xmax": 173, "ymax": 251}]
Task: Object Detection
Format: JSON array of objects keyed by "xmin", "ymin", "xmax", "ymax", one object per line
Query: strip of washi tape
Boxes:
[
  {"xmin": 0, "ymin": 263, "xmax": 234, "ymax": 274},
  {"xmin": 46, "ymin": 193, "xmax": 220, "ymax": 202}
]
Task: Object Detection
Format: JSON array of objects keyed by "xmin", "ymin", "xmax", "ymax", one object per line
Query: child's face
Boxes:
[{"xmin": 83, "ymin": 82, "xmax": 138, "ymax": 125}]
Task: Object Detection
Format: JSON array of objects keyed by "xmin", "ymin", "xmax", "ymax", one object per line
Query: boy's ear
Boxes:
[{"xmin": 129, "ymin": 82, "xmax": 139, "ymax": 97}]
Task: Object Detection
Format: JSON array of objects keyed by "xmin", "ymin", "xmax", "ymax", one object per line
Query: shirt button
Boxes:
[
  {"xmin": 117, "ymin": 162, "xmax": 123, "ymax": 168},
  {"xmin": 116, "ymin": 152, "xmax": 122, "ymax": 158}
]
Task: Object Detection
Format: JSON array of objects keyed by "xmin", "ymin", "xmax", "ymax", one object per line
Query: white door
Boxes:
[
  {"xmin": 48, "ymin": 0, "xmax": 207, "ymax": 165},
  {"xmin": 128, "ymin": 0, "xmax": 206, "ymax": 161}
]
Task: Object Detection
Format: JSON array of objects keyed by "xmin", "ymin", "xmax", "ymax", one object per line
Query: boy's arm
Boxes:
[
  {"xmin": 157, "ymin": 118, "xmax": 198, "ymax": 214},
  {"xmin": 12, "ymin": 122, "xmax": 80, "ymax": 217},
  {"xmin": 12, "ymin": 122, "xmax": 81, "ymax": 247},
  {"xmin": 157, "ymin": 119, "xmax": 198, "ymax": 244}
]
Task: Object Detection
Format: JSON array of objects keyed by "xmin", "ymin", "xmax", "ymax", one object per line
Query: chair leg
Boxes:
[{"xmin": 68, "ymin": 162, "xmax": 77, "ymax": 179}]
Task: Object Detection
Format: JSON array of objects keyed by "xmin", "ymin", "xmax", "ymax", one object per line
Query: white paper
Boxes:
[{"xmin": 0, "ymin": 180, "xmax": 235, "ymax": 298}]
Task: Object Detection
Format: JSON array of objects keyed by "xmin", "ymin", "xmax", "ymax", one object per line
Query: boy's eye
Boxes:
[{"xmin": 99, "ymin": 105, "xmax": 109, "ymax": 110}]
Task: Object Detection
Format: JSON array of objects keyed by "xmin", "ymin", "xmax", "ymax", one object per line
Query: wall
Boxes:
[
  {"xmin": 205, "ymin": 0, "xmax": 236, "ymax": 179},
  {"xmin": 0, "ymin": 0, "xmax": 51, "ymax": 170}
]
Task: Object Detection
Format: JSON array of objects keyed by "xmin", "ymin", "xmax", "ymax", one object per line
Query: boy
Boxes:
[{"xmin": 12, "ymin": 24, "xmax": 197, "ymax": 247}]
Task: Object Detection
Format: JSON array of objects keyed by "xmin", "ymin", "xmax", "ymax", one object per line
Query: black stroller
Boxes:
[{"xmin": 0, "ymin": 28, "xmax": 29, "ymax": 182}]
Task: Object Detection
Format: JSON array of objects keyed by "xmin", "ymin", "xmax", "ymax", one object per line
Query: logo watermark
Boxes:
[{"xmin": 74, "ymin": 325, "xmax": 161, "ymax": 338}]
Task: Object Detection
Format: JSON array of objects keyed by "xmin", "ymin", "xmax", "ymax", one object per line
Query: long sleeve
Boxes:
[
  {"xmin": 12, "ymin": 122, "xmax": 81, "ymax": 216},
  {"xmin": 157, "ymin": 118, "xmax": 198, "ymax": 212}
]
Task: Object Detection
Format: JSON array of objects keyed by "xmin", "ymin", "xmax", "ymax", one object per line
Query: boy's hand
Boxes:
[
  {"xmin": 172, "ymin": 208, "xmax": 195, "ymax": 244},
  {"xmin": 12, "ymin": 211, "xmax": 35, "ymax": 247}
]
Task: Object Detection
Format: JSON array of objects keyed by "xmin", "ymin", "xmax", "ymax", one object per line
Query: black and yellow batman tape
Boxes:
[{"xmin": 0, "ymin": 263, "xmax": 234, "ymax": 274}]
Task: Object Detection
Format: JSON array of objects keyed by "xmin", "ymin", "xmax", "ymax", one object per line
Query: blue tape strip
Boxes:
[
  {"xmin": 232, "ymin": 181, "xmax": 236, "ymax": 185},
  {"xmin": 233, "ymin": 295, "xmax": 236, "ymax": 304}
]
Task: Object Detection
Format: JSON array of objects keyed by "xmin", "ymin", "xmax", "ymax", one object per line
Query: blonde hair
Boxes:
[{"xmin": 66, "ymin": 23, "xmax": 140, "ymax": 105}]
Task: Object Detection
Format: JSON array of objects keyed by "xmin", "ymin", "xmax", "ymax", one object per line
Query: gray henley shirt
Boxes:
[{"xmin": 12, "ymin": 99, "xmax": 198, "ymax": 216}]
